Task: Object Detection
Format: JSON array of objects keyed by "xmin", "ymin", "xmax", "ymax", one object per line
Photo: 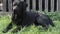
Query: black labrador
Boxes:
[{"xmin": 3, "ymin": 1, "xmax": 55, "ymax": 33}]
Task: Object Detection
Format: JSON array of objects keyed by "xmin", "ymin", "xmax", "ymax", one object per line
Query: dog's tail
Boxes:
[{"xmin": 49, "ymin": 18, "xmax": 55, "ymax": 27}]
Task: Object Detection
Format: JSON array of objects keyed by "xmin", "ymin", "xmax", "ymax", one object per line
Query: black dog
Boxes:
[{"xmin": 3, "ymin": 1, "xmax": 55, "ymax": 33}]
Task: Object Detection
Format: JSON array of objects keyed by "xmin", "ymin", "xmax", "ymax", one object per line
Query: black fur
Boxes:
[{"xmin": 3, "ymin": 1, "xmax": 55, "ymax": 33}]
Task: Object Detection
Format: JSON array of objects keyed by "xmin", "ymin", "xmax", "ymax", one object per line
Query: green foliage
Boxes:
[
  {"xmin": 0, "ymin": 12, "xmax": 60, "ymax": 34},
  {"xmin": 38, "ymin": 11, "xmax": 60, "ymax": 21}
]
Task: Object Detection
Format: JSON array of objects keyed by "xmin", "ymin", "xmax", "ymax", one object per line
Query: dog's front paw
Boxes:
[{"xmin": 2, "ymin": 30, "xmax": 8, "ymax": 33}]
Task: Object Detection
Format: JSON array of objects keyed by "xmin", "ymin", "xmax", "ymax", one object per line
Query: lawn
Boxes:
[{"xmin": 0, "ymin": 12, "xmax": 60, "ymax": 34}]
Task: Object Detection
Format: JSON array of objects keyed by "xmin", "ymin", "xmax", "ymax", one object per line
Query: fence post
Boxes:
[
  {"xmin": 57, "ymin": 0, "xmax": 58, "ymax": 11},
  {"xmin": 45, "ymin": 0, "xmax": 48, "ymax": 11},
  {"xmin": 51, "ymin": 0, "xmax": 54, "ymax": 12},
  {"xmin": 39, "ymin": 0, "xmax": 42, "ymax": 11},
  {"xmin": 3, "ymin": 0, "xmax": 6, "ymax": 12},
  {"xmin": 32, "ymin": 0, "xmax": 36, "ymax": 11},
  {"xmin": 26, "ymin": 0, "xmax": 30, "ymax": 11},
  {"xmin": 57, "ymin": 0, "xmax": 60, "ymax": 11},
  {"xmin": 8, "ymin": 0, "xmax": 13, "ymax": 12}
]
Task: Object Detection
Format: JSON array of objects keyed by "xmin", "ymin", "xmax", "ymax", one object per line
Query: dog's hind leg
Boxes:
[
  {"xmin": 34, "ymin": 20, "xmax": 48, "ymax": 30},
  {"xmin": 34, "ymin": 16, "xmax": 49, "ymax": 30}
]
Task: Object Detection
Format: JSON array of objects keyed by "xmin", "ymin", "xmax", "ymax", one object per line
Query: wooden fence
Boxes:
[{"xmin": 0, "ymin": 0, "xmax": 60, "ymax": 12}]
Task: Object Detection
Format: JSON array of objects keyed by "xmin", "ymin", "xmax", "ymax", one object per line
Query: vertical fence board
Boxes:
[
  {"xmin": 39, "ymin": 0, "xmax": 42, "ymax": 11},
  {"xmin": 51, "ymin": 0, "xmax": 54, "ymax": 12},
  {"xmin": 0, "ymin": 2, "xmax": 3, "ymax": 11},
  {"xmin": 21, "ymin": 0, "xmax": 24, "ymax": 1},
  {"xmin": 26, "ymin": 0, "xmax": 30, "ymax": 11},
  {"xmin": 1, "ymin": 0, "xmax": 60, "ymax": 12},
  {"xmin": 3, "ymin": 0, "xmax": 6, "ymax": 12},
  {"xmin": 45, "ymin": 0, "xmax": 48, "ymax": 11},
  {"xmin": 57, "ymin": 0, "xmax": 60, "ymax": 11},
  {"xmin": 32, "ymin": 0, "xmax": 36, "ymax": 11},
  {"xmin": 8, "ymin": 0, "xmax": 13, "ymax": 12},
  {"xmin": 57, "ymin": 0, "xmax": 58, "ymax": 11}
]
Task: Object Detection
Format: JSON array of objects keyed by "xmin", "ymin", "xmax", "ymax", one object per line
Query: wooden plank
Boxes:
[
  {"xmin": 32, "ymin": 0, "xmax": 36, "ymax": 11},
  {"xmin": 3, "ymin": 0, "xmax": 6, "ymax": 12},
  {"xmin": 45, "ymin": 0, "xmax": 48, "ymax": 11},
  {"xmin": 51, "ymin": 0, "xmax": 54, "ymax": 12},
  {"xmin": 57, "ymin": 0, "xmax": 58, "ymax": 11},
  {"xmin": 0, "ymin": 3, "xmax": 3, "ymax": 11},
  {"xmin": 20, "ymin": 0, "xmax": 24, "ymax": 1},
  {"xmin": 57, "ymin": 0, "xmax": 60, "ymax": 11},
  {"xmin": 0, "ymin": 12, "xmax": 12, "ymax": 16},
  {"xmin": 39, "ymin": 0, "xmax": 42, "ymax": 11},
  {"xmin": 26, "ymin": 0, "xmax": 30, "ymax": 11},
  {"xmin": 8, "ymin": 0, "xmax": 13, "ymax": 12}
]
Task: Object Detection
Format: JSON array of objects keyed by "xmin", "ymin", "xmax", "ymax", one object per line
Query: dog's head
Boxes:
[
  {"xmin": 13, "ymin": 1, "xmax": 28, "ymax": 15},
  {"xmin": 13, "ymin": 1, "xmax": 28, "ymax": 10},
  {"xmin": 17, "ymin": 1, "xmax": 28, "ymax": 10}
]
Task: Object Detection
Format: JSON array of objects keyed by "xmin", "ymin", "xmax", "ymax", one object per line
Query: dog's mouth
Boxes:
[{"xmin": 13, "ymin": 5, "xmax": 17, "ymax": 10}]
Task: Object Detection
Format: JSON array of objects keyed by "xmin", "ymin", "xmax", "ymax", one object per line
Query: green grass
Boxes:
[{"xmin": 0, "ymin": 14, "xmax": 60, "ymax": 34}]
